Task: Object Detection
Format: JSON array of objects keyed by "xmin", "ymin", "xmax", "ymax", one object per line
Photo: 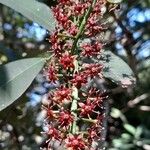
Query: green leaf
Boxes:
[
  {"xmin": 111, "ymin": 108, "xmax": 121, "ymax": 118},
  {"xmin": 0, "ymin": 58, "xmax": 45, "ymax": 111},
  {"xmin": 0, "ymin": 0, "xmax": 56, "ymax": 31},
  {"xmin": 107, "ymin": 0, "xmax": 122, "ymax": 4},
  {"xmin": 83, "ymin": 51, "xmax": 135, "ymax": 86},
  {"xmin": 101, "ymin": 51, "xmax": 136, "ymax": 87},
  {"xmin": 110, "ymin": 108, "xmax": 127, "ymax": 123},
  {"xmin": 124, "ymin": 124, "xmax": 136, "ymax": 135},
  {"xmin": 121, "ymin": 133, "xmax": 132, "ymax": 141},
  {"xmin": 134, "ymin": 126, "xmax": 143, "ymax": 139}
]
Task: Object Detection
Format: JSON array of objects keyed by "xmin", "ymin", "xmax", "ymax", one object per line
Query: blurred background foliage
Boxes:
[{"xmin": 0, "ymin": 0, "xmax": 150, "ymax": 149}]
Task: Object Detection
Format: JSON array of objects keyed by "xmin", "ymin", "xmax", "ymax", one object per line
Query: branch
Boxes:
[
  {"xmin": 112, "ymin": 12, "xmax": 138, "ymax": 78},
  {"xmin": 128, "ymin": 93, "xmax": 150, "ymax": 108}
]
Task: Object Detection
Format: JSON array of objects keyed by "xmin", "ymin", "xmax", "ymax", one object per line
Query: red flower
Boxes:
[
  {"xmin": 92, "ymin": 96, "xmax": 104, "ymax": 108},
  {"xmin": 73, "ymin": 3, "xmax": 88, "ymax": 15},
  {"xmin": 81, "ymin": 88, "xmax": 105, "ymax": 108},
  {"xmin": 72, "ymin": 72, "xmax": 87, "ymax": 88},
  {"xmin": 81, "ymin": 42, "xmax": 102, "ymax": 57},
  {"xmin": 87, "ymin": 126, "xmax": 101, "ymax": 142},
  {"xmin": 49, "ymin": 31, "xmax": 59, "ymax": 45},
  {"xmin": 81, "ymin": 43, "xmax": 94, "ymax": 57},
  {"xmin": 52, "ymin": 42, "xmax": 63, "ymax": 57},
  {"xmin": 47, "ymin": 64, "xmax": 58, "ymax": 83},
  {"xmin": 68, "ymin": 24, "xmax": 78, "ymax": 36},
  {"xmin": 83, "ymin": 63, "xmax": 103, "ymax": 78},
  {"xmin": 92, "ymin": 2, "xmax": 102, "ymax": 14},
  {"xmin": 53, "ymin": 6, "xmax": 71, "ymax": 29},
  {"xmin": 91, "ymin": 91, "xmax": 107, "ymax": 108},
  {"xmin": 49, "ymin": 31, "xmax": 63, "ymax": 57},
  {"xmin": 58, "ymin": 0, "xmax": 70, "ymax": 4},
  {"xmin": 42, "ymin": 105, "xmax": 55, "ymax": 120},
  {"xmin": 65, "ymin": 134, "xmax": 86, "ymax": 150},
  {"xmin": 78, "ymin": 98, "xmax": 95, "ymax": 116},
  {"xmin": 85, "ymin": 16, "xmax": 104, "ymax": 36},
  {"xmin": 46, "ymin": 126, "xmax": 61, "ymax": 141},
  {"xmin": 58, "ymin": 110, "xmax": 74, "ymax": 128},
  {"xmin": 60, "ymin": 52, "xmax": 75, "ymax": 69},
  {"xmin": 96, "ymin": 114, "xmax": 105, "ymax": 126},
  {"xmin": 53, "ymin": 86, "xmax": 72, "ymax": 104},
  {"xmin": 93, "ymin": 42, "xmax": 103, "ymax": 53}
]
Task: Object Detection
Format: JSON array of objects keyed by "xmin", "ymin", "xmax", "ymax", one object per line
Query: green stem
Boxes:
[
  {"xmin": 70, "ymin": 0, "xmax": 97, "ymax": 134},
  {"xmin": 71, "ymin": 0, "xmax": 97, "ymax": 54},
  {"xmin": 58, "ymin": 33, "xmax": 75, "ymax": 39},
  {"xmin": 71, "ymin": 86, "xmax": 78, "ymax": 134},
  {"xmin": 81, "ymin": 118, "xmax": 97, "ymax": 123}
]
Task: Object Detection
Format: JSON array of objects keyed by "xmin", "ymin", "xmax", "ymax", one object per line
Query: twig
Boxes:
[{"xmin": 128, "ymin": 93, "xmax": 150, "ymax": 108}]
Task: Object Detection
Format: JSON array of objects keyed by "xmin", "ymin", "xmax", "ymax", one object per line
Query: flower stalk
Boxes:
[{"xmin": 42, "ymin": 0, "xmax": 108, "ymax": 149}]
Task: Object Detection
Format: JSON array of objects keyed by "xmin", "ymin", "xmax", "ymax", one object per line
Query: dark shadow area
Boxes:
[{"xmin": 0, "ymin": 64, "xmax": 8, "ymax": 91}]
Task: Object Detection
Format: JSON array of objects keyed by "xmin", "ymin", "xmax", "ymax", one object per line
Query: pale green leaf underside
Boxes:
[
  {"xmin": 0, "ymin": 0, "xmax": 56, "ymax": 31},
  {"xmin": 0, "ymin": 58, "xmax": 45, "ymax": 111}
]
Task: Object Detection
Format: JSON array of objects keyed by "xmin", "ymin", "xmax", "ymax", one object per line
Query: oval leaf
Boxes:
[
  {"xmin": 0, "ymin": 58, "xmax": 45, "ymax": 111},
  {"xmin": 101, "ymin": 51, "xmax": 136, "ymax": 87},
  {"xmin": 0, "ymin": 0, "xmax": 56, "ymax": 31},
  {"xmin": 107, "ymin": 0, "xmax": 122, "ymax": 3}
]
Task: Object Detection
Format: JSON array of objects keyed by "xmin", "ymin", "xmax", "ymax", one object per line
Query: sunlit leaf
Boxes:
[
  {"xmin": 0, "ymin": 58, "xmax": 45, "ymax": 111},
  {"xmin": 0, "ymin": 0, "xmax": 56, "ymax": 31}
]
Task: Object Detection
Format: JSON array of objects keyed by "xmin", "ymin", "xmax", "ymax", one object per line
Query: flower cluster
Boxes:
[
  {"xmin": 42, "ymin": 0, "xmax": 108, "ymax": 149},
  {"xmin": 81, "ymin": 42, "xmax": 103, "ymax": 57}
]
